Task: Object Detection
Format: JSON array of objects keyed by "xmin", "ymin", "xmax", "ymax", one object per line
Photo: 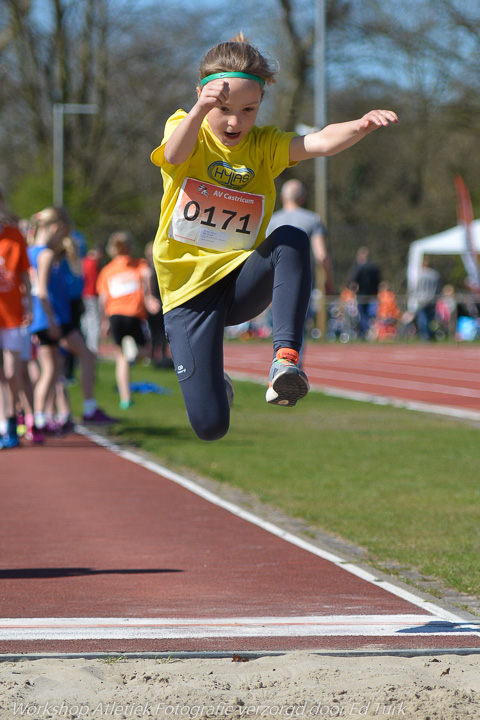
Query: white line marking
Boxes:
[
  {"xmin": 317, "ymin": 386, "xmax": 480, "ymax": 421},
  {"xmin": 1, "ymin": 615, "xmax": 478, "ymax": 640},
  {"xmin": 74, "ymin": 426, "xmax": 469, "ymax": 628},
  {"xmin": 306, "ymin": 368, "xmax": 480, "ymax": 399},
  {"xmin": 225, "ymin": 371, "xmax": 480, "ymax": 421}
]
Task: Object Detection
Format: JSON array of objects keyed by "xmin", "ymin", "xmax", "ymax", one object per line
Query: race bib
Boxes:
[
  {"xmin": 107, "ymin": 272, "xmax": 141, "ymax": 299},
  {"xmin": 169, "ymin": 178, "xmax": 264, "ymax": 251}
]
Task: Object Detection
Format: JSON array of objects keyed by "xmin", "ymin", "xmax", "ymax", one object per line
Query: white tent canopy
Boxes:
[{"xmin": 407, "ymin": 220, "xmax": 480, "ymax": 293}]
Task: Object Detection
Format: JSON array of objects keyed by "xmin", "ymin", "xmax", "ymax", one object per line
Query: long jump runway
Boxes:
[{"xmin": 1, "ymin": 407, "xmax": 479, "ymax": 654}]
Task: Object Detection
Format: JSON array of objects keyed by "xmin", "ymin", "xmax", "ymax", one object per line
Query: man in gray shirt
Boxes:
[{"xmin": 267, "ymin": 180, "xmax": 334, "ymax": 357}]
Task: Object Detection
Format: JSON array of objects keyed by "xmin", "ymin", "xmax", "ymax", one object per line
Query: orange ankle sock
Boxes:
[{"xmin": 276, "ymin": 348, "xmax": 299, "ymax": 365}]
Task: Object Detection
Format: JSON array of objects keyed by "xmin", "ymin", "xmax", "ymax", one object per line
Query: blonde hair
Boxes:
[
  {"xmin": 107, "ymin": 231, "xmax": 133, "ymax": 257},
  {"xmin": 199, "ymin": 32, "xmax": 276, "ymax": 87},
  {"xmin": 27, "ymin": 206, "xmax": 73, "ymax": 246},
  {"xmin": 62, "ymin": 235, "xmax": 83, "ymax": 275}
]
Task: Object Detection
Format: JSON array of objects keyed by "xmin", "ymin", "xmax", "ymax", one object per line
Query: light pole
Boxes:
[
  {"xmin": 314, "ymin": 0, "xmax": 327, "ymax": 224},
  {"xmin": 314, "ymin": 0, "xmax": 328, "ymax": 335},
  {"xmin": 53, "ymin": 103, "xmax": 99, "ymax": 206}
]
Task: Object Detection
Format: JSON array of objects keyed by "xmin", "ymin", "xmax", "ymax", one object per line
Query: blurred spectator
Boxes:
[
  {"xmin": 435, "ymin": 284, "xmax": 457, "ymax": 340},
  {"xmin": 0, "ymin": 190, "xmax": 34, "ymax": 447},
  {"xmin": 28, "ymin": 206, "xmax": 116, "ymax": 428},
  {"xmin": 268, "ymin": 179, "xmax": 333, "ymax": 292},
  {"xmin": 144, "ymin": 241, "xmax": 173, "ymax": 368},
  {"xmin": 81, "ymin": 245, "xmax": 104, "ymax": 354},
  {"xmin": 374, "ymin": 281, "xmax": 401, "ymax": 341},
  {"xmin": 330, "ymin": 283, "xmax": 359, "ymax": 342},
  {"xmin": 268, "ymin": 179, "xmax": 334, "ymax": 359},
  {"xmin": 97, "ymin": 231, "xmax": 156, "ymax": 410},
  {"xmin": 59, "ymin": 235, "xmax": 85, "ymax": 384},
  {"xmin": 349, "ymin": 246, "xmax": 381, "ymax": 339},
  {"xmin": 414, "ymin": 257, "xmax": 440, "ymax": 341}
]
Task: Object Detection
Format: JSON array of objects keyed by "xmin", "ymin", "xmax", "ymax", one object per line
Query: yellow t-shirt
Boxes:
[{"xmin": 150, "ymin": 110, "xmax": 297, "ymax": 313}]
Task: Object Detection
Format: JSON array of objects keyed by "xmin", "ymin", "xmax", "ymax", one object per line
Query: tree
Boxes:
[
  {"xmin": 269, "ymin": 0, "xmax": 480, "ymax": 288},
  {"xmin": 0, "ymin": 0, "xmax": 243, "ymax": 242},
  {"xmin": 1, "ymin": 0, "xmax": 479, "ymax": 291}
]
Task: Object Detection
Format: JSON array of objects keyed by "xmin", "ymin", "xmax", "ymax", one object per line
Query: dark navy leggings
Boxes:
[{"xmin": 164, "ymin": 225, "xmax": 312, "ymax": 441}]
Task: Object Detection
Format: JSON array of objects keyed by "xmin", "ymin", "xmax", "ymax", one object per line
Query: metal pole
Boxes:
[
  {"xmin": 53, "ymin": 104, "xmax": 64, "ymax": 206},
  {"xmin": 314, "ymin": 0, "xmax": 328, "ymax": 336},
  {"xmin": 52, "ymin": 103, "xmax": 99, "ymax": 206},
  {"xmin": 314, "ymin": 0, "xmax": 327, "ymax": 224}
]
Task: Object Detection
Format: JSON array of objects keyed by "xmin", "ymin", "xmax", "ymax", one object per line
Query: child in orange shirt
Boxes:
[
  {"xmin": 375, "ymin": 281, "xmax": 400, "ymax": 340},
  {"xmin": 97, "ymin": 232, "xmax": 159, "ymax": 409}
]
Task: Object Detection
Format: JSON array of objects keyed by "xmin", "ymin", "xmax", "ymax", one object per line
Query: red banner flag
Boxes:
[{"xmin": 454, "ymin": 174, "xmax": 480, "ymax": 290}]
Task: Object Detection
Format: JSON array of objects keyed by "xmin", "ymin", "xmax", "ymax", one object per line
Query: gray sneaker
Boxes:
[
  {"xmin": 265, "ymin": 357, "xmax": 309, "ymax": 407},
  {"xmin": 224, "ymin": 372, "xmax": 235, "ymax": 407}
]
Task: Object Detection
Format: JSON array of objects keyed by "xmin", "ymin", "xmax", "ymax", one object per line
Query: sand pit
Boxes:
[{"xmin": 1, "ymin": 651, "xmax": 479, "ymax": 719}]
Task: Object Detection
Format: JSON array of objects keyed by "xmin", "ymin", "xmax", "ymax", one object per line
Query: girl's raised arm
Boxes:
[
  {"xmin": 289, "ymin": 109, "xmax": 398, "ymax": 163},
  {"xmin": 163, "ymin": 80, "xmax": 231, "ymax": 165}
]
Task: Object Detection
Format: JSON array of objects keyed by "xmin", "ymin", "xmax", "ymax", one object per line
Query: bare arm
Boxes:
[
  {"xmin": 36, "ymin": 248, "xmax": 60, "ymax": 337},
  {"xmin": 98, "ymin": 293, "xmax": 110, "ymax": 338},
  {"xmin": 163, "ymin": 80, "xmax": 231, "ymax": 165},
  {"xmin": 141, "ymin": 265, "xmax": 161, "ymax": 315},
  {"xmin": 289, "ymin": 110, "xmax": 398, "ymax": 163},
  {"xmin": 20, "ymin": 270, "xmax": 33, "ymax": 327}
]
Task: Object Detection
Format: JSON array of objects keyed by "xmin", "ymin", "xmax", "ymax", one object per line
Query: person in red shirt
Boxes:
[
  {"xmin": 81, "ymin": 245, "xmax": 104, "ymax": 354},
  {"xmin": 97, "ymin": 232, "xmax": 158, "ymax": 409},
  {"xmin": 0, "ymin": 193, "xmax": 34, "ymax": 447}
]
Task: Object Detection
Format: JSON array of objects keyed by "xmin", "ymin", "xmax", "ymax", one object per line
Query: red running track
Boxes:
[
  {"xmin": 1, "ymin": 422, "xmax": 479, "ymax": 655},
  {"xmin": 224, "ymin": 342, "xmax": 480, "ymax": 416}
]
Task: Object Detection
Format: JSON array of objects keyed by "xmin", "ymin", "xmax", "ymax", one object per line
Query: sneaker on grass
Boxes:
[
  {"xmin": 265, "ymin": 348, "xmax": 309, "ymax": 407},
  {"xmin": 82, "ymin": 408, "xmax": 118, "ymax": 425}
]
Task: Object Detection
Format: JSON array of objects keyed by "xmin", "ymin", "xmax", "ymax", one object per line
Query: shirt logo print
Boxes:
[{"xmin": 207, "ymin": 162, "xmax": 255, "ymax": 189}]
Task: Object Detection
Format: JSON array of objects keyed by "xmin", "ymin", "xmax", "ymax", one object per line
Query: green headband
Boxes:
[{"xmin": 200, "ymin": 72, "xmax": 265, "ymax": 88}]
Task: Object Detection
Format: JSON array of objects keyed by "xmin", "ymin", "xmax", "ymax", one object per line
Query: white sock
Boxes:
[
  {"xmin": 83, "ymin": 399, "xmax": 97, "ymax": 416},
  {"xmin": 35, "ymin": 412, "xmax": 46, "ymax": 429}
]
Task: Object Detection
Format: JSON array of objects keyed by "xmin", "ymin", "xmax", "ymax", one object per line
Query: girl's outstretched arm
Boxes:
[{"xmin": 289, "ymin": 109, "xmax": 398, "ymax": 163}]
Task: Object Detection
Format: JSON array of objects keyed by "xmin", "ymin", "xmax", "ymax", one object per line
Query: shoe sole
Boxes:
[{"xmin": 266, "ymin": 367, "xmax": 310, "ymax": 407}]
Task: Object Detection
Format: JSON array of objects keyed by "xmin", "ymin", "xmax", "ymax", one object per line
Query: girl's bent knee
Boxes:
[
  {"xmin": 269, "ymin": 225, "xmax": 311, "ymax": 258},
  {"xmin": 190, "ymin": 415, "xmax": 229, "ymax": 442}
]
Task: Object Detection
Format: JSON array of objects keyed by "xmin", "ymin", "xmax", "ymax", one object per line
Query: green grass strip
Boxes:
[{"xmin": 69, "ymin": 358, "xmax": 480, "ymax": 600}]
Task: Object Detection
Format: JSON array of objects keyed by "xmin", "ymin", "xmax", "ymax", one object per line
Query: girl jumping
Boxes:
[{"xmin": 151, "ymin": 33, "xmax": 397, "ymax": 441}]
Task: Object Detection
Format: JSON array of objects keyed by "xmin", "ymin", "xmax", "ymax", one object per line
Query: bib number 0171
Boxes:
[{"xmin": 184, "ymin": 201, "xmax": 251, "ymax": 235}]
